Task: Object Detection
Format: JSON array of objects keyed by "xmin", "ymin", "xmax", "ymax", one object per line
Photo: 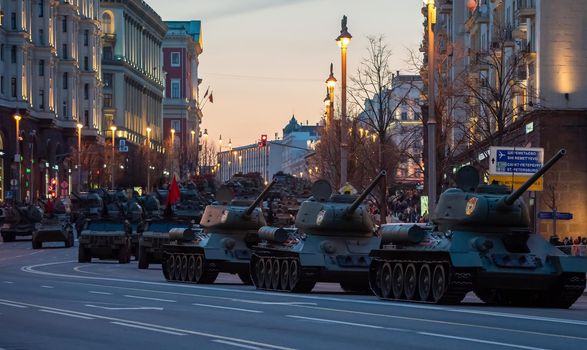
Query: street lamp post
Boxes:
[
  {"xmin": 202, "ymin": 129, "xmax": 208, "ymax": 174},
  {"xmin": 14, "ymin": 114, "xmax": 22, "ymax": 202},
  {"xmin": 336, "ymin": 16, "xmax": 351, "ymax": 188},
  {"xmin": 325, "ymin": 64, "xmax": 337, "ymax": 127},
  {"xmin": 170, "ymin": 128, "xmax": 175, "ymax": 178},
  {"xmin": 76, "ymin": 123, "xmax": 83, "ymax": 193},
  {"xmin": 146, "ymin": 127, "xmax": 152, "ymax": 192},
  {"xmin": 424, "ymin": 0, "xmax": 437, "ymax": 218},
  {"xmin": 110, "ymin": 125, "xmax": 117, "ymax": 190}
]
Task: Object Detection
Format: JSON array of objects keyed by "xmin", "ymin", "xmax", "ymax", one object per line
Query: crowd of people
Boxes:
[{"xmin": 388, "ymin": 189, "xmax": 425, "ymax": 223}]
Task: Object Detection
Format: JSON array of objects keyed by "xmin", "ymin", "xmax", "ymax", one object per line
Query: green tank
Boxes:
[
  {"xmin": 250, "ymin": 172, "xmax": 386, "ymax": 293},
  {"xmin": 161, "ymin": 180, "xmax": 277, "ymax": 284},
  {"xmin": 0, "ymin": 205, "xmax": 43, "ymax": 242},
  {"xmin": 32, "ymin": 200, "xmax": 74, "ymax": 249},
  {"xmin": 369, "ymin": 149, "xmax": 587, "ymax": 307},
  {"xmin": 137, "ymin": 218, "xmax": 194, "ymax": 269}
]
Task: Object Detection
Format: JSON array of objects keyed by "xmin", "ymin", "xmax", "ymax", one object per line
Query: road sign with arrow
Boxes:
[{"xmin": 488, "ymin": 146, "xmax": 544, "ymax": 191}]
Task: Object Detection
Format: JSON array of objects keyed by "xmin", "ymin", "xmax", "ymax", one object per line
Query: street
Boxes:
[{"xmin": 1, "ymin": 240, "xmax": 586, "ymax": 350}]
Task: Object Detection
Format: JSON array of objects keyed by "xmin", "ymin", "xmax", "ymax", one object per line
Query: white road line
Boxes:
[
  {"xmin": 110, "ymin": 321, "xmax": 186, "ymax": 336},
  {"xmin": 73, "ymin": 265, "xmax": 103, "ymax": 276},
  {"xmin": 233, "ymin": 299, "xmax": 317, "ymax": 306},
  {"xmin": 86, "ymin": 304, "xmax": 164, "ymax": 311},
  {"xmin": 286, "ymin": 315, "xmax": 384, "ymax": 329},
  {"xmin": 192, "ymin": 303, "xmax": 263, "ymax": 314},
  {"xmin": 212, "ymin": 339, "xmax": 266, "ymax": 350},
  {"xmin": 2, "ymin": 281, "xmax": 14, "ymax": 284},
  {"xmin": 0, "ymin": 301, "xmax": 27, "ymax": 308},
  {"xmin": 89, "ymin": 291, "xmax": 112, "ymax": 295},
  {"xmin": 419, "ymin": 332, "xmax": 549, "ymax": 350},
  {"xmin": 0, "ymin": 251, "xmax": 42, "ymax": 262},
  {"xmin": 447, "ymin": 308, "xmax": 587, "ymax": 326},
  {"xmin": 22, "ymin": 260, "xmax": 587, "ymax": 328},
  {"xmin": 41, "ymin": 285, "xmax": 54, "ymax": 289},
  {"xmin": 0, "ymin": 298, "xmax": 295, "ymax": 350},
  {"xmin": 123, "ymin": 295, "xmax": 176, "ymax": 303},
  {"xmin": 39, "ymin": 309, "xmax": 94, "ymax": 320}
]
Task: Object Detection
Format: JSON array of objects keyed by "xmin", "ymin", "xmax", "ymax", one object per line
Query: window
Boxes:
[
  {"xmin": 171, "ymin": 120, "xmax": 181, "ymax": 132},
  {"xmin": 104, "ymin": 93, "xmax": 112, "ymax": 107},
  {"xmin": 171, "ymin": 52, "xmax": 180, "ymax": 67},
  {"xmin": 0, "ymin": 44, "xmax": 4, "ymax": 61},
  {"xmin": 11, "ymin": 78, "xmax": 17, "ymax": 97},
  {"xmin": 401, "ymin": 112, "xmax": 408, "ymax": 121},
  {"xmin": 39, "ymin": 60, "xmax": 45, "ymax": 76},
  {"xmin": 84, "ymin": 110, "xmax": 89, "ymax": 127},
  {"xmin": 103, "ymin": 46, "xmax": 112, "ymax": 61},
  {"xmin": 62, "ymin": 16, "xmax": 67, "ymax": 32},
  {"xmin": 11, "ymin": 12, "xmax": 16, "ymax": 30},
  {"xmin": 63, "ymin": 72, "xmax": 68, "ymax": 89},
  {"xmin": 11, "ymin": 45, "xmax": 16, "ymax": 63},
  {"xmin": 170, "ymin": 79, "xmax": 180, "ymax": 98},
  {"xmin": 62, "ymin": 101, "xmax": 68, "ymax": 119},
  {"xmin": 102, "ymin": 13, "xmax": 113, "ymax": 34},
  {"xmin": 39, "ymin": 89, "xmax": 45, "ymax": 109},
  {"xmin": 39, "ymin": 29, "xmax": 45, "ymax": 45},
  {"xmin": 39, "ymin": 0, "xmax": 44, "ymax": 17},
  {"xmin": 0, "ymin": 76, "xmax": 4, "ymax": 94},
  {"xmin": 84, "ymin": 84, "xmax": 89, "ymax": 99},
  {"xmin": 84, "ymin": 30, "xmax": 89, "ymax": 46},
  {"xmin": 62, "ymin": 44, "xmax": 68, "ymax": 59},
  {"xmin": 103, "ymin": 73, "xmax": 113, "ymax": 87},
  {"xmin": 84, "ymin": 56, "xmax": 89, "ymax": 71}
]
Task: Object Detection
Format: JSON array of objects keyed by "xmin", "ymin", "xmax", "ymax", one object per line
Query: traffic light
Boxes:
[{"xmin": 260, "ymin": 134, "xmax": 267, "ymax": 147}]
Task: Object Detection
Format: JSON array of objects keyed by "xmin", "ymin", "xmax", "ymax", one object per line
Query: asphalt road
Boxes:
[{"xmin": 1, "ymin": 238, "xmax": 587, "ymax": 350}]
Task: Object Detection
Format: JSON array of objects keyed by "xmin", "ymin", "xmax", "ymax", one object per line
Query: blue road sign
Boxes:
[
  {"xmin": 489, "ymin": 147, "xmax": 544, "ymax": 176},
  {"xmin": 537, "ymin": 211, "xmax": 573, "ymax": 220}
]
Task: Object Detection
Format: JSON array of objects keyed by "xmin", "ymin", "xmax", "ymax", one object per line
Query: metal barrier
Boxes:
[{"xmin": 557, "ymin": 245, "xmax": 587, "ymax": 257}]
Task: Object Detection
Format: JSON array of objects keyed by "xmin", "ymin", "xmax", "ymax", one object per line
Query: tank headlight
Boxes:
[{"xmin": 220, "ymin": 210, "xmax": 229, "ymax": 223}]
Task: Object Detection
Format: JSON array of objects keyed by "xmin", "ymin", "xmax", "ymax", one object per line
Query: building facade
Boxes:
[
  {"xmin": 427, "ymin": 0, "xmax": 587, "ymax": 237},
  {"xmin": 280, "ymin": 116, "xmax": 318, "ymax": 177},
  {"xmin": 162, "ymin": 20, "xmax": 202, "ymax": 179},
  {"xmin": 100, "ymin": 0, "xmax": 166, "ymax": 187},
  {"xmin": 0, "ymin": 0, "xmax": 101, "ymax": 201}
]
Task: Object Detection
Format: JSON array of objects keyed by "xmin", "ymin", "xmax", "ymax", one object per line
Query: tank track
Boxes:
[
  {"xmin": 250, "ymin": 253, "xmax": 318, "ymax": 293},
  {"xmin": 369, "ymin": 256, "xmax": 473, "ymax": 304},
  {"xmin": 162, "ymin": 252, "xmax": 219, "ymax": 284},
  {"xmin": 553, "ymin": 273, "xmax": 586, "ymax": 308}
]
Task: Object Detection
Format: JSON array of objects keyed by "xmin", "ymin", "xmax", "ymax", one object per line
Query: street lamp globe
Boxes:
[{"xmin": 14, "ymin": 114, "xmax": 21, "ymax": 122}]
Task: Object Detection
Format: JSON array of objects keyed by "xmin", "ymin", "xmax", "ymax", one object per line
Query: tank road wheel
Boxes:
[
  {"xmin": 265, "ymin": 259, "xmax": 274, "ymax": 289},
  {"xmin": 167, "ymin": 255, "xmax": 176, "ymax": 281},
  {"xmin": 431, "ymin": 265, "xmax": 446, "ymax": 303},
  {"xmin": 186, "ymin": 256, "xmax": 196, "ymax": 282},
  {"xmin": 380, "ymin": 263, "xmax": 393, "ymax": 298},
  {"xmin": 174, "ymin": 255, "xmax": 182, "ymax": 281},
  {"xmin": 403, "ymin": 264, "xmax": 417, "ymax": 300},
  {"xmin": 391, "ymin": 263, "xmax": 404, "ymax": 299},
  {"xmin": 180, "ymin": 255, "xmax": 188, "ymax": 282},
  {"xmin": 138, "ymin": 247, "xmax": 149, "ymax": 270},
  {"xmin": 418, "ymin": 264, "xmax": 432, "ymax": 301},
  {"xmin": 289, "ymin": 260, "xmax": 300, "ymax": 290},
  {"xmin": 271, "ymin": 259, "xmax": 281, "ymax": 290},
  {"xmin": 256, "ymin": 258, "xmax": 266, "ymax": 288},
  {"xmin": 194, "ymin": 255, "xmax": 204, "ymax": 283},
  {"xmin": 280, "ymin": 260, "xmax": 290, "ymax": 291}
]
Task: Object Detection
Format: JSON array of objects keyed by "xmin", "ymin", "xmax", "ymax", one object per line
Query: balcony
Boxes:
[
  {"xmin": 516, "ymin": 0, "xmax": 536, "ymax": 18},
  {"xmin": 102, "ymin": 33, "xmax": 117, "ymax": 43}
]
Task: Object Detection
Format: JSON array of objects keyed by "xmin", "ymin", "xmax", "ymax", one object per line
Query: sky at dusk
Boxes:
[{"xmin": 147, "ymin": 0, "xmax": 424, "ymax": 147}]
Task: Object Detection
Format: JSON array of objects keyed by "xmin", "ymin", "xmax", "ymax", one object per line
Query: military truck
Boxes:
[
  {"xmin": 250, "ymin": 172, "xmax": 386, "ymax": 293},
  {"xmin": 161, "ymin": 180, "xmax": 276, "ymax": 284},
  {"xmin": 0, "ymin": 205, "xmax": 43, "ymax": 242},
  {"xmin": 78, "ymin": 219, "xmax": 133, "ymax": 264},
  {"xmin": 137, "ymin": 218, "xmax": 194, "ymax": 269},
  {"xmin": 369, "ymin": 149, "xmax": 587, "ymax": 308}
]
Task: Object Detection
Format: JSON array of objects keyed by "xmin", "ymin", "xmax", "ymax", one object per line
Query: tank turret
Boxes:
[
  {"xmin": 434, "ymin": 149, "xmax": 566, "ymax": 232},
  {"xmin": 200, "ymin": 179, "xmax": 277, "ymax": 230},
  {"xmin": 295, "ymin": 171, "xmax": 386, "ymax": 234}
]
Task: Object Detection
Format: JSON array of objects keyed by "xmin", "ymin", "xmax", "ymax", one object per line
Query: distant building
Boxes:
[
  {"xmin": 280, "ymin": 116, "xmax": 319, "ymax": 176},
  {"xmin": 162, "ymin": 20, "xmax": 202, "ymax": 178}
]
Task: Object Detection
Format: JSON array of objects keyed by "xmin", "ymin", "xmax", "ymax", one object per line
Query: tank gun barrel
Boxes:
[
  {"xmin": 244, "ymin": 179, "xmax": 277, "ymax": 217},
  {"xmin": 503, "ymin": 149, "xmax": 566, "ymax": 206},
  {"xmin": 71, "ymin": 192, "xmax": 82, "ymax": 200},
  {"xmin": 345, "ymin": 171, "xmax": 386, "ymax": 216}
]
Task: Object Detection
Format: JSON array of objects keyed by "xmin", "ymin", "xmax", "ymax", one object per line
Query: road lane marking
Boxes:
[
  {"xmin": 2, "ymin": 281, "xmax": 14, "ymax": 284},
  {"xmin": 447, "ymin": 308, "xmax": 587, "ymax": 326},
  {"xmin": 111, "ymin": 321, "xmax": 186, "ymax": 336},
  {"xmin": 232, "ymin": 299, "xmax": 317, "ymax": 306},
  {"xmin": 286, "ymin": 315, "xmax": 385, "ymax": 329},
  {"xmin": 39, "ymin": 309, "xmax": 94, "ymax": 320},
  {"xmin": 213, "ymin": 339, "xmax": 267, "ymax": 349},
  {"xmin": 89, "ymin": 291, "xmax": 112, "ymax": 295},
  {"xmin": 21, "ymin": 260, "xmax": 587, "ymax": 328},
  {"xmin": 0, "ymin": 301, "xmax": 27, "ymax": 308},
  {"xmin": 0, "ymin": 298, "xmax": 295, "ymax": 350},
  {"xmin": 86, "ymin": 304, "xmax": 164, "ymax": 311},
  {"xmin": 192, "ymin": 303, "xmax": 263, "ymax": 314},
  {"xmin": 41, "ymin": 285, "xmax": 54, "ymax": 289},
  {"xmin": 418, "ymin": 332, "xmax": 549, "ymax": 350},
  {"xmin": 74, "ymin": 265, "xmax": 103, "ymax": 276},
  {"xmin": 123, "ymin": 295, "xmax": 176, "ymax": 303},
  {"xmin": 0, "ymin": 251, "xmax": 42, "ymax": 262}
]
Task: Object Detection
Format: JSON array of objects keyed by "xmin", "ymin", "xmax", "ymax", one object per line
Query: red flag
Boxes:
[
  {"xmin": 166, "ymin": 176, "xmax": 181, "ymax": 206},
  {"xmin": 209, "ymin": 92, "xmax": 214, "ymax": 103}
]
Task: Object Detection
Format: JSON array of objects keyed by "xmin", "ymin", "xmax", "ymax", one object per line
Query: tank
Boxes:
[
  {"xmin": 78, "ymin": 218, "xmax": 133, "ymax": 264},
  {"xmin": 250, "ymin": 171, "xmax": 386, "ymax": 293},
  {"xmin": 32, "ymin": 199, "xmax": 74, "ymax": 249},
  {"xmin": 0, "ymin": 205, "xmax": 43, "ymax": 242},
  {"xmin": 137, "ymin": 217, "xmax": 196, "ymax": 269},
  {"xmin": 369, "ymin": 149, "xmax": 587, "ymax": 308},
  {"xmin": 70, "ymin": 192, "xmax": 104, "ymax": 237},
  {"xmin": 161, "ymin": 180, "xmax": 277, "ymax": 284}
]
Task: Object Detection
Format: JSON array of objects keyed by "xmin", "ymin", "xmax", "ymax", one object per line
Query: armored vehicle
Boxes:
[
  {"xmin": 70, "ymin": 192, "xmax": 104, "ymax": 237},
  {"xmin": 369, "ymin": 149, "xmax": 587, "ymax": 308},
  {"xmin": 0, "ymin": 205, "xmax": 43, "ymax": 242},
  {"xmin": 137, "ymin": 218, "xmax": 194, "ymax": 269},
  {"xmin": 161, "ymin": 180, "xmax": 277, "ymax": 284},
  {"xmin": 78, "ymin": 219, "xmax": 133, "ymax": 264},
  {"xmin": 32, "ymin": 200, "xmax": 74, "ymax": 249},
  {"xmin": 250, "ymin": 172, "xmax": 386, "ymax": 293}
]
